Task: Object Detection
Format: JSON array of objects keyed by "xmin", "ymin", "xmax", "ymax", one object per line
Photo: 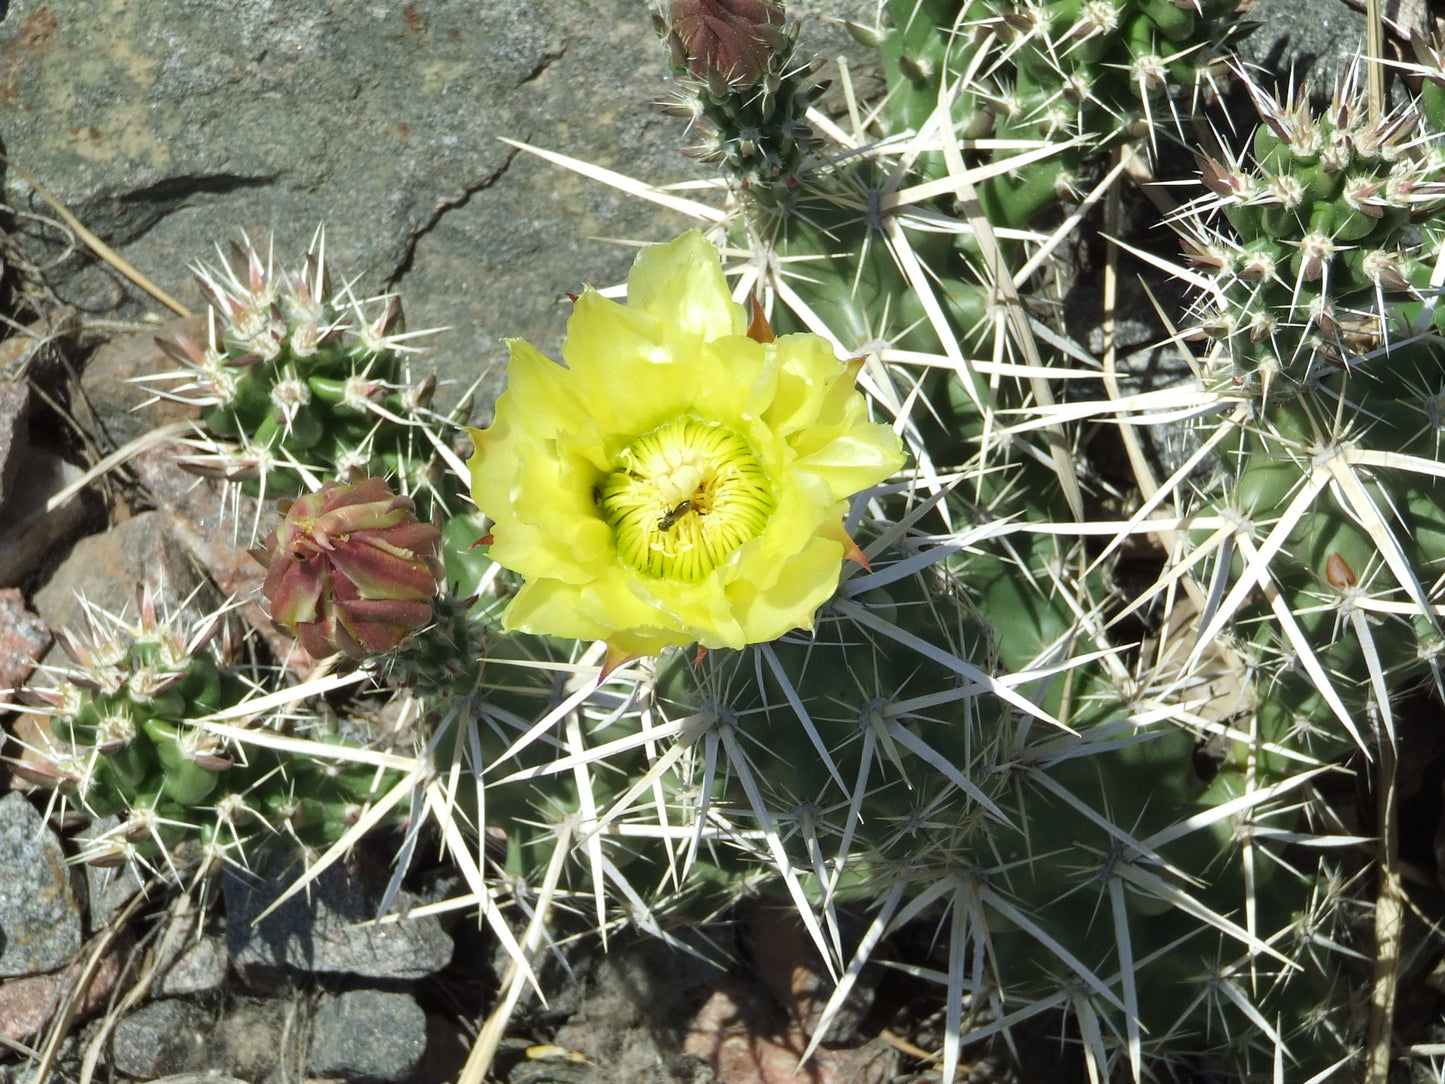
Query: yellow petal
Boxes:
[
  {"xmin": 465, "ymin": 230, "xmax": 906, "ymax": 658},
  {"xmin": 565, "ymin": 293, "xmax": 767, "ymax": 437},
  {"xmin": 760, "ymin": 334, "xmax": 854, "ymax": 435},
  {"xmin": 625, "ymin": 230, "xmax": 745, "ymax": 341},
  {"xmin": 730, "ymin": 535, "xmax": 846, "ymax": 643},
  {"xmin": 794, "ymin": 425, "xmax": 908, "ymax": 501}
]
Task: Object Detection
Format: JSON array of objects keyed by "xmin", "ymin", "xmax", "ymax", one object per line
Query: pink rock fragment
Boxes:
[
  {"xmin": 684, "ymin": 980, "xmax": 895, "ymax": 1084},
  {"xmin": 0, "ymin": 587, "xmax": 50, "ymax": 690},
  {"xmin": 0, "ymin": 937, "xmax": 125, "ymax": 1043}
]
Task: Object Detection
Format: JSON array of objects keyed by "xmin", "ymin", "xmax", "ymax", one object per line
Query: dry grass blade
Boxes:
[
  {"xmin": 27, "ymin": 871, "xmax": 161, "ymax": 1084},
  {"xmin": 1365, "ymin": 734, "xmax": 1402, "ymax": 1084},
  {"xmin": 78, "ymin": 892, "xmax": 199, "ymax": 1084},
  {"xmin": 1, "ymin": 156, "xmax": 192, "ymax": 317},
  {"xmin": 458, "ymin": 820, "xmax": 575, "ymax": 1084},
  {"xmin": 44, "ymin": 421, "xmax": 202, "ymax": 515},
  {"xmin": 1100, "ymin": 148, "xmax": 1160, "ymax": 503},
  {"xmin": 1367, "ymin": 0, "xmax": 1386, "ymax": 120}
]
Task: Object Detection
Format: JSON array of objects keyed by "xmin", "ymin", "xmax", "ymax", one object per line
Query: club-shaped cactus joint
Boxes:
[
  {"xmin": 153, "ymin": 232, "xmax": 461, "ymax": 517},
  {"xmin": 15, "ymin": 586, "xmax": 408, "ymax": 880}
]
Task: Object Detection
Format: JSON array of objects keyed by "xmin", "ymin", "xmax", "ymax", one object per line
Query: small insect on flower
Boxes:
[
  {"xmin": 657, "ymin": 499, "xmax": 698, "ymax": 531},
  {"xmin": 467, "ymin": 230, "xmax": 905, "ymax": 663}
]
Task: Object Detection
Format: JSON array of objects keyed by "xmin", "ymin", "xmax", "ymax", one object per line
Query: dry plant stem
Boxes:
[
  {"xmin": 1366, "ymin": 733, "xmax": 1403, "ymax": 1084},
  {"xmin": 878, "ymin": 1028, "xmax": 941, "ymax": 1064},
  {"xmin": 0, "ymin": 306, "xmax": 80, "ymax": 381},
  {"xmin": 1100, "ymin": 148, "xmax": 1160, "ymax": 502},
  {"xmin": 27, "ymin": 874, "xmax": 159, "ymax": 1084},
  {"xmin": 1367, "ymin": 0, "xmax": 1385, "ymax": 123},
  {"xmin": 459, "ymin": 818, "xmax": 576, "ymax": 1084},
  {"xmin": 78, "ymin": 891, "xmax": 197, "ymax": 1084},
  {"xmin": 0, "ymin": 1038, "xmax": 41, "ymax": 1062},
  {"xmin": 45, "ymin": 420, "xmax": 194, "ymax": 515},
  {"xmin": 1011, "ymin": 157, "xmax": 1127, "ymax": 289},
  {"xmin": 1120, "ymin": 143, "xmax": 1177, "ymax": 218},
  {"xmin": 0, "ymin": 156, "xmax": 192, "ymax": 318}
]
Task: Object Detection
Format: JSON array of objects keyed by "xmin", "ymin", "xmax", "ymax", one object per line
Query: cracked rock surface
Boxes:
[
  {"xmin": 0, "ymin": 0, "xmax": 696, "ymax": 418},
  {"xmin": 0, "ymin": 0, "xmax": 867, "ymax": 418}
]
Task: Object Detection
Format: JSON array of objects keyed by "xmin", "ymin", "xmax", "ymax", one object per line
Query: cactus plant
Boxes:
[
  {"xmin": 611, "ymin": 2, "xmax": 1378, "ymax": 1078},
  {"xmin": 15, "ymin": 585, "xmax": 410, "ymax": 882},
  {"xmin": 41, "ymin": 2, "xmax": 1445, "ymax": 1079},
  {"xmin": 153, "ymin": 232, "xmax": 463, "ymax": 516},
  {"xmin": 1166, "ymin": 67, "xmax": 1445, "ymax": 769}
]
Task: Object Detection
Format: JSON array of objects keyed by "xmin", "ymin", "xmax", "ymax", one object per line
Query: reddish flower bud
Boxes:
[
  {"xmin": 668, "ymin": 0, "xmax": 785, "ymax": 88},
  {"xmin": 255, "ymin": 476, "xmax": 441, "ymax": 659}
]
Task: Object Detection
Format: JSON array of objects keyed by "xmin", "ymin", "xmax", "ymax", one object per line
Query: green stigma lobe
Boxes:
[{"xmin": 599, "ymin": 418, "xmax": 774, "ymax": 581}]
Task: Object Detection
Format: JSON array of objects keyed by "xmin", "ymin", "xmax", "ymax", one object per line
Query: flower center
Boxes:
[{"xmin": 599, "ymin": 418, "xmax": 774, "ymax": 582}]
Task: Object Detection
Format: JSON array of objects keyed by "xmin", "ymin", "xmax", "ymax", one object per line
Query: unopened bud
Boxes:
[
  {"xmin": 667, "ymin": 0, "xmax": 786, "ymax": 89},
  {"xmin": 255, "ymin": 476, "xmax": 441, "ymax": 659}
]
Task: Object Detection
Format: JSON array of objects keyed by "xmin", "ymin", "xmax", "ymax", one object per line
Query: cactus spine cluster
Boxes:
[
  {"xmin": 19, "ymin": 588, "xmax": 407, "ymax": 879},
  {"xmin": 657, "ymin": 0, "xmax": 828, "ymax": 204},
  {"xmin": 1178, "ymin": 70, "xmax": 1445, "ymax": 777},
  {"xmin": 155, "ymin": 232, "xmax": 460, "ymax": 514}
]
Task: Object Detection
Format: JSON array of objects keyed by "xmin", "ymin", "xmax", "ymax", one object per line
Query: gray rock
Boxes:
[
  {"xmin": 216, "ymin": 997, "xmax": 293, "ymax": 1082},
  {"xmin": 110, "ymin": 995, "xmax": 296, "ymax": 1081},
  {"xmin": 156, "ymin": 931, "xmax": 229, "ymax": 996},
  {"xmin": 0, "ymin": 791, "xmax": 83, "ymax": 977},
  {"xmin": 78, "ymin": 316, "xmax": 204, "ymax": 451},
  {"xmin": 0, "ymin": 0, "xmax": 699, "ymax": 418},
  {"xmin": 545, "ymin": 937, "xmax": 722, "ymax": 1084},
  {"xmin": 0, "ymin": 381, "xmax": 30, "ymax": 512},
  {"xmin": 224, "ymin": 854, "xmax": 453, "ymax": 982},
  {"xmin": 393, "ymin": 0, "xmax": 877, "ymax": 423},
  {"xmin": 1233, "ymin": 0, "xmax": 1370, "ymax": 98},
  {"xmin": 1, "ymin": 0, "xmax": 875, "ymax": 421},
  {"xmin": 79, "ymin": 818, "xmax": 146, "ymax": 928},
  {"xmin": 308, "ymin": 989, "xmax": 427, "ymax": 1084},
  {"xmin": 31, "ymin": 508, "xmax": 216, "ymax": 644},
  {"xmin": 109, "ymin": 998, "xmax": 209, "ymax": 1079},
  {"xmin": 0, "ymin": 587, "xmax": 49, "ymax": 689},
  {"xmin": 0, "ymin": 448, "xmax": 93, "ymax": 589}
]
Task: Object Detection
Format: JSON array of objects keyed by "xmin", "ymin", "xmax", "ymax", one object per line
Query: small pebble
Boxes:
[
  {"xmin": 0, "ymin": 791, "xmax": 82, "ymax": 977},
  {"xmin": 308, "ymin": 989, "xmax": 427, "ymax": 1084}
]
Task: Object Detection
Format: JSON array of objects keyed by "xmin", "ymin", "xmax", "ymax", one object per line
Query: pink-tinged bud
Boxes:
[
  {"xmin": 255, "ymin": 476, "xmax": 441, "ymax": 659},
  {"xmin": 668, "ymin": 0, "xmax": 785, "ymax": 88}
]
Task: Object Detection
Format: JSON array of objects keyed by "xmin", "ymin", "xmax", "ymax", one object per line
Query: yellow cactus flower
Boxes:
[{"xmin": 467, "ymin": 230, "xmax": 904, "ymax": 660}]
